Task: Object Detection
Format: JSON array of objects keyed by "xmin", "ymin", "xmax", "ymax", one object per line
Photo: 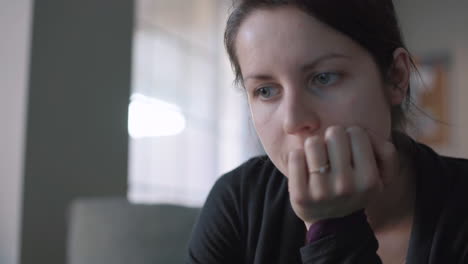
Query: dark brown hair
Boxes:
[{"xmin": 224, "ymin": 0, "xmax": 417, "ymax": 132}]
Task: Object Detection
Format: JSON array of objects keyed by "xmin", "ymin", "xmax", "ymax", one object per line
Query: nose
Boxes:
[{"xmin": 283, "ymin": 91, "xmax": 321, "ymax": 137}]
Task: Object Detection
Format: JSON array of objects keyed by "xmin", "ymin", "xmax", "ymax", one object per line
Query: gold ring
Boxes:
[{"xmin": 309, "ymin": 163, "xmax": 330, "ymax": 175}]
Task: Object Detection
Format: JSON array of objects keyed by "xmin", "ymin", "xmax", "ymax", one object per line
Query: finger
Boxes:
[
  {"xmin": 346, "ymin": 126, "xmax": 381, "ymax": 192},
  {"xmin": 325, "ymin": 126, "xmax": 354, "ymax": 195},
  {"xmin": 288, "ymin": 149, "xmax": 310, "ymax": 205},
  {"xmin": 304, "ymin": 136, "xmax": 329, "ymax": 200},
  {"xmin": 364, "ymin": 128, "xmax": 399, "ymax": 187}
]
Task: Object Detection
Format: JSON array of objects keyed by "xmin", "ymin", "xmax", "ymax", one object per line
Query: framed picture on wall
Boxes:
[{"xmin": 409, "ymin": 54, "xmax": 451, "ymax": 146}]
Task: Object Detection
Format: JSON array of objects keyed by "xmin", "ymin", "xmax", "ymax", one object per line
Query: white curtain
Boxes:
[{"xmin": 128, "ymin": 0, "xmax": 263, "ymax": 207}]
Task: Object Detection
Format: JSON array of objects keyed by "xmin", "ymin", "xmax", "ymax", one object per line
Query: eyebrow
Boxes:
[{"xmin": 243, "ymin": 53, "xmax": 351, "ymax": 82}]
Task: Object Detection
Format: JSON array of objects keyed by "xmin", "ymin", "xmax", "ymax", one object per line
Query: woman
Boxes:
[{"xmin": 186, "ymin": 0, "xmax": 468, "ymax": 263}]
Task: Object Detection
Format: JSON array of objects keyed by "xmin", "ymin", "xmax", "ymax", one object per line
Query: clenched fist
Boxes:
[{"xmin": 287, "ymin": 126, "xmax": 399, "ymax": 229}]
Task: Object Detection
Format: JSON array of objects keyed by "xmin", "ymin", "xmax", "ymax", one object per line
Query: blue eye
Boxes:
[
  {"xmin": 254, "ymin": 86, "xmax": 279, "ymax": 99},
  {"xmin": 312, "ymin": 72, "xmax": 340, "ymax": 86}
]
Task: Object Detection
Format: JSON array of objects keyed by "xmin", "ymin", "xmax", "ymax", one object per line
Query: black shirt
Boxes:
[{"xmin": 186, "ymin": 139, "xmax": 468, "ymax": 263}]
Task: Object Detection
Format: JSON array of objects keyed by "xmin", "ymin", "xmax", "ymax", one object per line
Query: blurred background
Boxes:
[{"xmin": 1, "ymin": 0, "xmax": 467, "ymax": 263}]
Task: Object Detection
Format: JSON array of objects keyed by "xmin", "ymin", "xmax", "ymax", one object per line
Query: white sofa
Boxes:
[{"xmin": 67, "ymin": 197, "xmax": 200, "ymax": 264}]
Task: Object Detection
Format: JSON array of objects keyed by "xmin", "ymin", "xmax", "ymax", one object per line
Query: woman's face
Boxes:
[{"xmin": 235, "ymin": 6, "xmax": 397, "ymax": 177}]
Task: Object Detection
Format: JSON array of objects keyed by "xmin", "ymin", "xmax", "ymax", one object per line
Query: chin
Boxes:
[{"xmin": 274, "ymin": 156, "xmax": 288, "ymax": 178}]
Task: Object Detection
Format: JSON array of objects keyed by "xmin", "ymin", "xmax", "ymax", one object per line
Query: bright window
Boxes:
[{"xmin": 128, "ymin": 0, "xmax": 263, "ymax": 207}]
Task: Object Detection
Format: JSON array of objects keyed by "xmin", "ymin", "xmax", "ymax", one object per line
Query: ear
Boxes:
[{"xmin": 387, "ymin": 47, "xmax": 411, "ymax": 105}]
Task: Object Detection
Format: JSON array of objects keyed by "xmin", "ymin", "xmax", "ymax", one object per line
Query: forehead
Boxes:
[
  {"xmin": 235, "ymin": 6, "xmax": 362, "ymax": 74},
  {"xmin": 237, "ymin": 6, "xmax": 328, "ymax": 44}
]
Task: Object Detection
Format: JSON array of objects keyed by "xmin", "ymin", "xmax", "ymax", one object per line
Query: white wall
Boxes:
[
  {"xmin": 0, "ymin": 0, "xmax": 33, "ymax": 263},
  {"xmin": 394, "ymin": 0, "xmax": 468, "ymax": 158}
]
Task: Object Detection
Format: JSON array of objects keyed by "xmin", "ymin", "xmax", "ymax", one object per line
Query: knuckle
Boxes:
[
  {"xmin": 325, "ymin": 125, "xmax": 345, "ymax": 139},
  {"xmin": 333, "ymin": 171, "xmax": 350, "ymax": 181},
  {"xmin": 368, "ymin": 176, "xmax": 382, "ymax": 189},
  {"xmin": 305, "ymin": 135, "xmax": 322, "ymax": 149},
  {"xmin": 368, "ymin": 166, "xmax": 379, "ymax": 178},
  {"xmin": 362, "ymin": 175, "xmax": 380, "ymax": 191},
  {"xmin": 311, "ymin": 190, "xmax": 328, "ymax": 202},
  {"xmin": 290, "ymin": 193, "xmax": 310, "ymax": 207},
  {"xmin": 360, "ymin": 166, "xmax": 378, "ymax": 180},
  {"xmin": 334, "ymin": 180, "xmax": 354, "ymax": 196},
  {"xmin": 346, "ymin": 126, "xmax": 365, "ymax": 138}
]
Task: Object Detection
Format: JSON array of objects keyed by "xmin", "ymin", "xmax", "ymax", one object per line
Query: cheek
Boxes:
[
  {"xmin": 250, "ymin": 104, "xmax": 285, "ymax": 160},
  {"xmin": 343, "ymin": 88, "xmax": 392, "ymax": 138},
  {"xmin": 251, "ymin": 105, "xmax": 280, "ymax": 145},
  {"xmin": 249, "ymin": 100, "xmax": 278, "ymax": 130}
]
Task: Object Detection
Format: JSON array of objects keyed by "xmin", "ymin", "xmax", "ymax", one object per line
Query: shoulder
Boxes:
[
  {"xmin": 415, "ymin": 148, "xmax": 468, "ymax": 261},
  {"xmin": 216, "ymin": 155, "xmax": 272, "ymax": 184},
  {"xmin": 189, "ymin": 156, "xmax": 282, "ymax": 242},
  {"xmin": 212, "ymin": 155, "xmax": 281, "ymax": 198},
  {"xmin": 409, "ymin": 138, "xmax": 468, "ymax": 193},
  {"xmin": 187, "ymin": 157, "xmax": 275, "ymax": 263},
  {"xmin": 412, "ymin": 140, "xmax": 468, "ymax": 204},
  {"xmin": 437, "ymin": 155, "xmax": 468, "ymax": 222},
  {"xmin": 439, "ymin": 154, "xmax": 468, "ymax": 195},
  {"xmin": 432, "ymin": 156, "xmax": 468, "ymax": 261},
  {"xmin": 205, "ymin": 155, "xmax": 288, "ymax": 227},
  {"xmin": 438, "ymin": 155, "xmax": 468, "ymax": 199},
  {"xmin": 202, "ymin": 155, "xmax": 278, "ymax": 211},
  {"xmin": 440, "ymin": 155, "xmax": 468, "ymax": 178},
  {"xmin": 406, "ymin": 139, "xmax": 468, "ymax": 261}
]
